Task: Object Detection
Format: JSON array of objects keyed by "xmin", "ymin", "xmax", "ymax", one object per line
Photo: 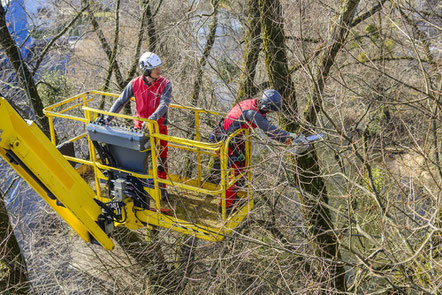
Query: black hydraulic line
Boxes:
[
  {"xmin": 94, "ymin": 199, "xmax": 117, "ymax": 218},
  {"xmin": 5, "ymin": 149, "xmax": 57, "ymax": 201},
  {"xmin": 94, "ymin": 198, "xmax": 126, "ymax": 223},
  {"xmin": 91, "ymin": 140, "xmax": 116, "ymax": 168}
]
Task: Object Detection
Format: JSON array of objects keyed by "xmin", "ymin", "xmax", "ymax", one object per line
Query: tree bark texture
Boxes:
[
  {"xmin": 0, "ymin": 4, "xmax": 51, "ymax": 137},
  {"xmin": 257, "ymin": 0, "xmax": 347, "ymax": 291},
  {"xmin": 123, "ymin": 0, "xmax": 162, "ymax": 86},
  {"xmin": 184, "ymin": 0, "xmax": 220, "ymax": 178},
  {"xmin": 259, "ymin": 0, "xmax": 297, "ymax": 129},
  {"xmin": 112, "ymin": 227, "xmax": 169, "ymax": 293},
  {"xmin": 296, "ymin": 0, "xmax": 361, "ymax": 292},
  {"xmin": 100, "ymin": 0, "xmax": 121, "ymax": 109},
  {"xmin": 0, "ymin": 190, "xmax": 29, "ymax": 294},
  {"xmin": 303, "ymin": 0, "xmax": 360, "ymax": 125},
  {"xmin": 142, "ymin": 0, "xmax": 158, "ymax": 53},
  {"xmin": 295, "ymin": 153, "xmax": 347, "ymax": 292},
  {"xmin": 82, "ymin": 0, "xmax": 125, "ymax": 89},
  {"xmin": 237, "ymin": 0, "xmax": 262, "ymax": 101}
]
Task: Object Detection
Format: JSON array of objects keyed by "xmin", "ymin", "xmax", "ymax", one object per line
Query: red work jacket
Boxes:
[
  {"xmin": 223, "ymin": 98, "xmax": 266, "ymax": 132},
  {"xmin": 132, "ymin": 75, "xmax": 170, "ymax": 129}
]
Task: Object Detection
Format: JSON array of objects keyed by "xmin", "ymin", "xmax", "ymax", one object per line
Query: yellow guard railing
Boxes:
[{"xmin": 43, "ymin": 91, "xmax": 253, "ymax": 242}]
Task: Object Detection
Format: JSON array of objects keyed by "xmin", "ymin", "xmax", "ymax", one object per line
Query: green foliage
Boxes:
[
  {"xmin": 0, "ymin": 259, "xmax": 7, "ymax": 279},
  {"xmin": 217, "ymin": 58, "xmax": 239, "ymax": 83},
  {"xmin": 367, "ymin": 166, "xmax": 385, "ymax": 193},
  {"xmin": 384, "ymin": 38, "xmax": 395, "ymax": 54},
  {"xmin": 365, "ymin": 24, "xmax": 380, "ymax": 41},
  {"xmin": 219, "ymin": 0, "xmax": 232, "ymax": 10},
  {"xmin": 358, "ymin": 52, "xmax": 368, "ymax": 62},
  {"xmin": 366, "ymin": 106, "xmax": 389, "ymax": 137},
  {"xmin": 37, "ymin": 70, "xmax": 72, "ymax": 107},
  {"xmin": 364, "ymin": 24, "xmax": 377, "ymax": 34},
  {"xmin": 349, "ymin": 40, "xmax": 359, "ymax": 49}
]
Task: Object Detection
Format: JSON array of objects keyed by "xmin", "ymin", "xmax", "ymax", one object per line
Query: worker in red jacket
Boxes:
[
  {"xmin": 105, "ymin": 52, "xmax": 172, "ymax": 200},
  {"xmin": 209, "ymin": 89, "xmax": 306, "ymax": 214}
]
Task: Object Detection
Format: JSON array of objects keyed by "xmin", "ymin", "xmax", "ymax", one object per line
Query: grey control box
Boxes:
[
  {"xmin": 87, "ymin": 123, "xmax": 150, "ymax": 151},
  {"xmin": 87, "ymin": 122, "xmax": 151, "ymax": 173}
]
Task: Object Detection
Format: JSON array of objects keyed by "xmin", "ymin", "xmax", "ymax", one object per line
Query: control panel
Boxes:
[
  {"xmin": 86, "ymin": 122, "xmax": 150, "ymax": 152},
  {"xmin": 86, "ymin": 122, "xmax": 151, "ymax": 173}
]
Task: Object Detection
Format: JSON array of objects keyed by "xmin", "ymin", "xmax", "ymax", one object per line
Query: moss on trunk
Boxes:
[
  {"xmin": 296, "ymin": 0, "xmax": 361, "ymax": 292},
  {"xmin": 237, "ymin": 0, "xmax": 262, "ymax": 101},
  {"xmin": 259, "ymin": 0, "xmax": 297, "ymax": 130},
  {"xmin": 0, "ymin": 191, "xmax": 29, "ymax": 294}
]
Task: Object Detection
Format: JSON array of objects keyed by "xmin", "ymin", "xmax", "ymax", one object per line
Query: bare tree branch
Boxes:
[{"xmin": 31, "ymin": 4, "xmax": 90, "ymax": 76}]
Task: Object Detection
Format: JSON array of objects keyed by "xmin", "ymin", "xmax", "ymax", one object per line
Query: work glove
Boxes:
[
  {"xmin": 141, "ymin": 121, "xmax": 150, "ymax": 132},
  {"xmin": 293, "ymin": 134, "xmax": 309, "ymax": 145},
  {"xmin": 96, "ymin": 115, "xmax": 110, "ymax": 125},
  {"xmin": 284, "ymin": 137, "xmax": 293, "ymax": 145},
  {"xmin": 290, "ymin": 134, "xmax": 310, "ymax": 155},
  {"xmin": 284, "ymin": 132, "xmax": 297, "ymax": 145}
]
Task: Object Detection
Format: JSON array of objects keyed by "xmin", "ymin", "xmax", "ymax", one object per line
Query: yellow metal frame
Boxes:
[
  {"xmin": 0, "ymin": 97, "xmax": 115, "ymax": 250},
  {"xmin": 41, "ymin": 91, "xmax": 253, "ymax": 242}
]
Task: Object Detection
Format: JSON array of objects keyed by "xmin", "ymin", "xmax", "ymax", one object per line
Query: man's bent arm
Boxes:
[
  {"xmin": 247, "ymin": 110, "xmax": 291, "ymax": 143},
  {"xmin": 106, "ymin": 82, "xmax": 134, "ymax": 121},
  {"xmin": 147, "ymin": 81, "xmax": 172, "ymax": 121}
]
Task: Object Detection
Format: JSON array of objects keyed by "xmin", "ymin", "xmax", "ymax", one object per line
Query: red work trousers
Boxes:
[
  {"xmin": 220, "ymin": 137, "xmax": 245, "ymax": 208},
  {"xmin": 157, "ymin": 125, "xmax": 168, "ymax": 181},
  {"xmin": 139, "ymin": 123, "xmax": 168, "ymax": 183}
]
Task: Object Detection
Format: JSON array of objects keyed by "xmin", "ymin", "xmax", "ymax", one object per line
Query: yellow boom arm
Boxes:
[{"xmin": 0, "ymin": 97, "xmax": 114, "ymax": 250}]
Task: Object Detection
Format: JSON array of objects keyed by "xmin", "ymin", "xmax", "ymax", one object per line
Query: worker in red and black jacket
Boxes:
[
  {"xmin": 209, "ymin": 89, "xmax": 306, "ymax": 214},
  {"xmin": 105, "ymin": 52, "xmax": 172, "ymax": 200}
]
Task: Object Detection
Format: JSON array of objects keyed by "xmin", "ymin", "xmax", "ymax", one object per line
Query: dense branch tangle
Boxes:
[{"xmin": 0, "ymin": 0, "xmax": 440, "ymax": 294}]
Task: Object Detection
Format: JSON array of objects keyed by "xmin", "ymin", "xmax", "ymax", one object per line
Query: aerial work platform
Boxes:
[
  {"xmin": 0, "ymin": 90, "xmax": 253, "ymax": 246},
  {"xmin": 0, "ymin": 97, "xmax": 114, "ymax": 250}
]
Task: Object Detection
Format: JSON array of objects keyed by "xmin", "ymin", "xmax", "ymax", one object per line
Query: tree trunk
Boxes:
[
  {"xmin": 100, "ymin": 0, "xmax": 121, "ymax": 108},
  {"xmin": 258, "ymin": 1, "xmax": 350, "ymax": 291},
  {"xmin": 189, "ymin": 0, "xmax": 220, "ymax": 109},
  {"xmin": 237, "ymin": 0, "xmax": 262, "ymax": 101},
  {"xmin": 303, "ymin": 0, "xmax": 360, "ymax": 124},
  {"xmin": 297, "ymin": 0, "xmax": 360, "ymax": 292},
  {"xmin": 295, "ymin": 153, "xmax": 347, "ymax": 292},
  {"xmin": 0, "ymin": 4, "xmax": 51, "ymax": 137},
  {"xmin": 0, "ymin": 188, "xmax": 29, "ymax": 294},
  {"xmin": 82, "ymin": 0, "xmax": 125, "ymax": 89},
  {"xmin": 123, "ymin": 0, "xmax": 163, "ymax": 86},
  {"xmin": 113, "ymin": 227, "xmax": 169, "ymax": 293},
  {"xmin": 259, "ymin": 0, "xmax": 297, "ymax": 130},
  {"xmin": 184, "ymin": 0, "xmax": 220, "ymax": 178},
  {"xmin": 101, "ymin": 0, "xmax": 158, "ymax": 91},
  {"xmin": 142, "ymin": 0, "xmax": 158, "ymax": 53}
]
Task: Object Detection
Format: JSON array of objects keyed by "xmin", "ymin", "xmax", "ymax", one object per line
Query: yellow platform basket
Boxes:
[{"xmin": 41, "ymin": 91, "xmax": 254, "ymax": 244}]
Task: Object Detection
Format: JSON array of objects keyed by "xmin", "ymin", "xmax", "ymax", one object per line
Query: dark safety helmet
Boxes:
[{"xmin": 259, "ymin": 89, "xmax": 282, "ymax": 112}]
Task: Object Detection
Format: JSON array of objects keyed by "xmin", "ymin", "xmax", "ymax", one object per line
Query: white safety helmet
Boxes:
[{"xmin": 139, "ymin": 52, "xmax": 162, "ymax": 76}]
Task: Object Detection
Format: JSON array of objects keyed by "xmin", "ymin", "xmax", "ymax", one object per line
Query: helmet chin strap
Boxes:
[
  {"xmin": 143, "ymin": 69, "xmax": 158, "ymax": 82},
  {"xmin": 257, "ymin": 99, "xmax": 268, "ymax": 113},
  {"xmin": 143, "ymin": 68, "xmax": 152, "ymax": 77}
]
